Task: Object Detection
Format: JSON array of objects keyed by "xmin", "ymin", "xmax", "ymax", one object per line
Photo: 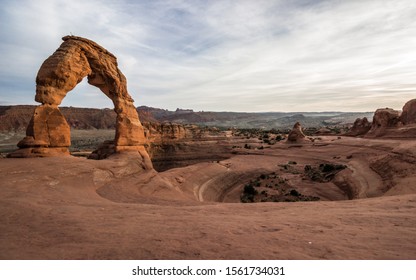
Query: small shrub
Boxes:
[
  {"xmin": 320, "ymin": 163, "xmax": 346, "ymax": 173},
  {"xmin": 320, "ymin": 163, "xmax": 334, "ymax": 172},
  {"xmin": 290, "ymin": 189, "xmax": 300, "ymax": 197},
  {"xmin": 240, "ymin": 194, "xmax": 255, "ymax": 203},
  {"xmin": 275, "ymin": 135, "xmax": 284, "ymax": 141},
  {"xmin": 243, "ymin": 184, "xmax": 257, "ymax": 195}
]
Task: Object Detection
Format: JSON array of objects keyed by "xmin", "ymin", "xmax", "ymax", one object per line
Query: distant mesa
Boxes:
[
  {"xmin": 175, "ymin": 108, "xmax": 194, "ymax": 113},
  {"xmin": 8, "ymin": 36, "xmax": 151, "ymax": 167},
  {"xmin": 287, "ymin": 122, "xmax": 307, "ymax": 143}
]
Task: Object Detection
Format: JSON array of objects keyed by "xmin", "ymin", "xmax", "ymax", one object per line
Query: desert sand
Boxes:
[{"xmin": 1, "ymin": 136, "xmax": 415, "ymax": 260}]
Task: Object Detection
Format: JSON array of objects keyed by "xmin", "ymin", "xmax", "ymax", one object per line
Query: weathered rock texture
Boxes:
[
  {"xmin": 366, "ymin": 108, "xmax": 402, "ymax": 137},
  {"xmin": 10, "ymin": 36, "xmax": 150, "ymax": 165},
  {"xmin": 346, "ymin": 117, "xmax": 372, "ymax": 136},
  {"xmin": 287, "ymin": 122, "xmax": 306, "ymax": 142},
  {"xmin": 140, "ymin": 122, "xmax": 232, "ymax": 171},
  {"xmin": 144, "ymin": 122, "xmax": 188, "ymax": 142},
  {"xmin": 342, "ymin": 99, "xmax": 416, "ymax": 138},
  {"xmin": 142, "ymin": 122, "xmax": 215, "ymax": 143},
  {"xmin": 401, "ymin": 99, "xmax": 416, "ymax": 125}
]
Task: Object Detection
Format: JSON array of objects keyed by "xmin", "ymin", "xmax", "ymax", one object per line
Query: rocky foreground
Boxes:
[{"xmin": 1, "ymin": 136, "xmax": 415, "ymax": 259}]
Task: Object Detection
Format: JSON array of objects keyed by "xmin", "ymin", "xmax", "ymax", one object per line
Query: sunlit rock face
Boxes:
[
  {"xmin": 10, "ymin": 36, "xmax": 151, "ymax": 167},
  {"xmin": 366, "ymin": 108, "xmax": 401, "ymax": 137},
  {"xmin": 346, "ymin": 117, "xmax": 371, "ymax": 137},
  {"xmin": 401, "ymin": 99, "xmax": 416, "ymax": 125},
  {"xmin": 287, "ymin": 122, "xmax": 306, "ymax": 142}
]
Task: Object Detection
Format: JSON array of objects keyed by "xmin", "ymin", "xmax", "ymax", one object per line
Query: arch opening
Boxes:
[
  {"xmin": 60, "ymin": 78, "xmax": 116, "ymax": 157},
  {"xmin": 60, "ymin": 78, "xmax": 114, "ymax": 109}
]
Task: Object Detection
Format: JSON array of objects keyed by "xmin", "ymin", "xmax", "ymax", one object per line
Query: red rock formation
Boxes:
[
  {"xmin": 401, "ymin": 99, "xmax": 416, "ymax": 125},
  {"xmin": 366, "ymin": 108, "xmax": 401, "ymax": 137},
  {"xmin": 17, "ymin": 104, "xmax": 70, "ymax": 151},
  {"xmin": 142, "ymin": 122, "xmax": 218, "ymax": 144},
  {"xmin": 144, "ymin": 122, "xmax": 188, "ymax": 143},
  {"xmin": 9, "ymin": 36, "xmax": 150, "ymax": 166},
  {"xmin": 287, "ymin": 122, "xmax": 307, "ymax": 142},
  {"xmin": 346, "ymin": 117, "xmax": 372, "ymax": 136}
]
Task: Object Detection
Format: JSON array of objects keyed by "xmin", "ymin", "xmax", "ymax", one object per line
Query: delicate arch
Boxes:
[{"xmin": 11, "ymin": 36, "xmax": 150, "ymax": 165}]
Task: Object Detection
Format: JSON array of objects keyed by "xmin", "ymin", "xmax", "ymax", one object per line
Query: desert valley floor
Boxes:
[{"xmin": 1, "ymin": 136, "xmax": 416, "ymax": 259}]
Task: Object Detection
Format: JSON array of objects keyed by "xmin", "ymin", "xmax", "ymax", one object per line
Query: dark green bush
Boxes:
[
  {"xmin": 243, "ymin": 184, "xmax": 258, "ymax": 195},
  {"xmin": 289, "ymin": 189, "xmax": 300, "ymax": 197}
]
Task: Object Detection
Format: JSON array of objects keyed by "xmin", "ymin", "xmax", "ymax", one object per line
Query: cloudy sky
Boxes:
[{"xmin": 1, "ymin": 0, "xmax": 416, "ymax": 112}]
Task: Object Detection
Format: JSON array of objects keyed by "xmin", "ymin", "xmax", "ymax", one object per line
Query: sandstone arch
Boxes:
[{"xmin": 11, "ymin": 36, "xmax": 151, "ymax": 166}]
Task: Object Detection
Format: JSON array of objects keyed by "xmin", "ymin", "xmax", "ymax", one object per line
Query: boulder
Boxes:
[
  {"xmin": 366, "ymin": 108, "xmax": 401, "ymax": 137},
  {"xmin": 346, "ymin": 117, "xmax": 371, "ymax": 136},
  {"xmin": 401, "ymin": 99, "xmax": 416, "ymax": 125}
]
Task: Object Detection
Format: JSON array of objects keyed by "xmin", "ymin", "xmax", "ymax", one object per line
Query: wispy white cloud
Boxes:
[{"xmin": 1, "ymin": 0, "xmax": 415, "ymax": 112}]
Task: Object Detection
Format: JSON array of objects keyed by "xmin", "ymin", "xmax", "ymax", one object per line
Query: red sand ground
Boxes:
[{"xmin": 0, "ymin": 136, "xmax": 415, "ymax": 259}]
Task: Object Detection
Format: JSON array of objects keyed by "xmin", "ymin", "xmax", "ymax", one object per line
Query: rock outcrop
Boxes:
[
  {"xmin": 342, "ymin": 99, "xmax": 416, "ymax": 138},
  {"xmin": 9, "ymin": 36, "xmax": 151, "ymax": 167},
  {"xmin": 144, "ymin": 122, "xmax": 188, "ymax": 143},
  {"xmin": 142, "ymin": 122, "xmax": 216, "ymax": 143},
  {"xmin": 366, "ymin": 108, "xmax": 401, "ymax": 137},
  {"xmin": 346, "ymin": 117, "xmax": 372, "ymax": 136},
  {"xmin": 401, "ymin": 99, "xmax": 416, "ymax": 125},
  {"xmin": 140, "ymin": 122, "xmax": 231, "ymax": 171},
  {"xmin": 287, "ymin": 122, "xmax": 306, "ymax": 143}
]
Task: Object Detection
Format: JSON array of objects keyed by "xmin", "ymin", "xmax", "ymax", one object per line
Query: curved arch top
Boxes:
[{"xmin": 35, "ymin": 36, "xmax": 132, "ymax": 106}]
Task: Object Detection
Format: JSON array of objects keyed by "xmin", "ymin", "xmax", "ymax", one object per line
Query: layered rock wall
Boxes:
[{"xmin": 142, "ymin": 122, "xmax": 215, "ymax": 143}]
